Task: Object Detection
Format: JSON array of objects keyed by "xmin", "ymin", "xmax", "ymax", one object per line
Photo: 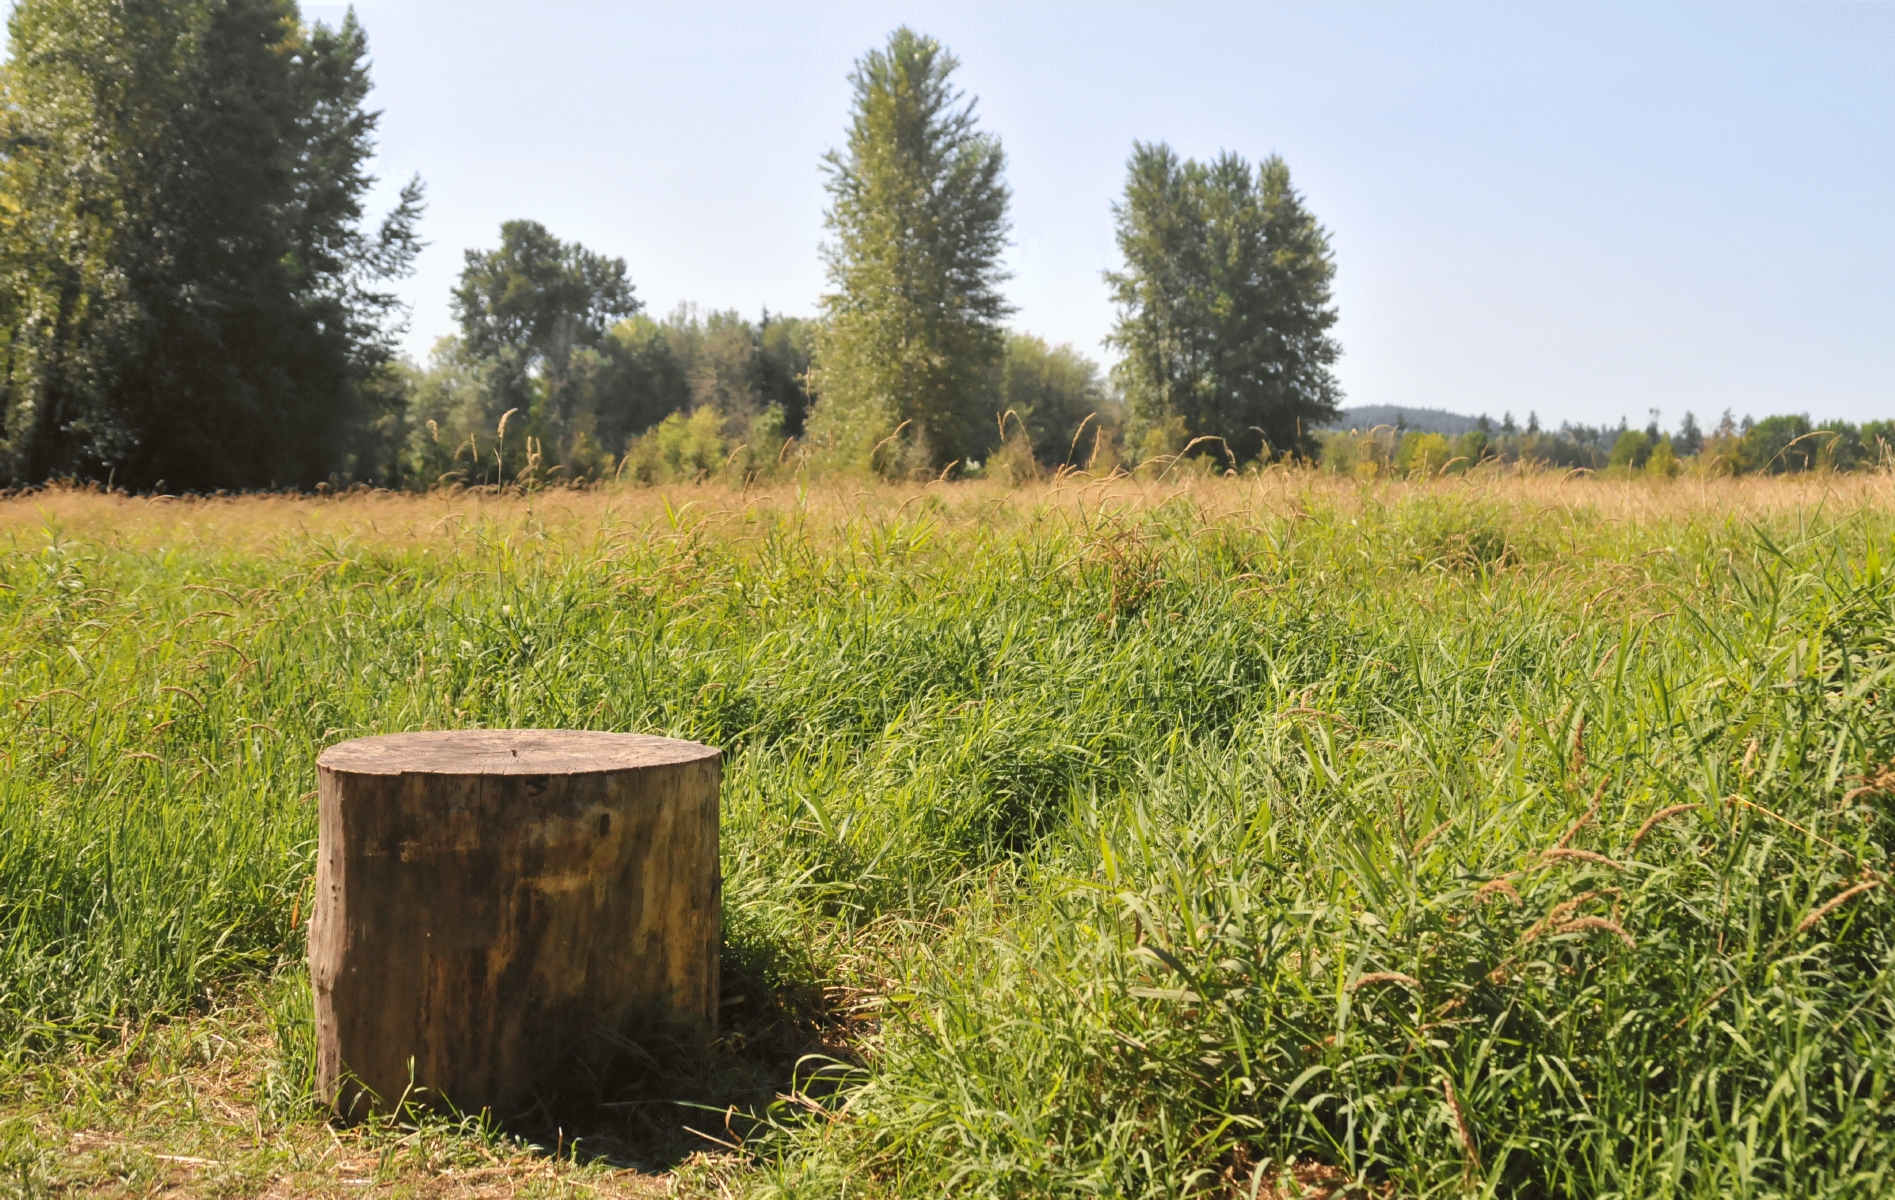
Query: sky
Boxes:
[{"xmin": 302, "ymin": 1, "xmax": 1895, "ymax": 430}]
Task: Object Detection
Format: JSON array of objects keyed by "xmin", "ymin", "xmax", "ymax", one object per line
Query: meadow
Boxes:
[{"xmin": 0, "ymin": 471, "xmax": 1891, "ymax": 1198}]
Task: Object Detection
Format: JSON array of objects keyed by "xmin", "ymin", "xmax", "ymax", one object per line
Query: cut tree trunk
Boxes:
[{"xmin": 309, "ymin": 729, "xmax": 721, "ymax": 1118}]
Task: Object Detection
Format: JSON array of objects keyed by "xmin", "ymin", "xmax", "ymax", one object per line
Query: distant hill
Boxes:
[{"xmin": 1326, "ymin": 405, "xmax": 1485, "ymax": 436}]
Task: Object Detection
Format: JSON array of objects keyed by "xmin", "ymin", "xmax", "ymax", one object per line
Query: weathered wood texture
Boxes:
[{"xmin": 310, "ymin": 730, "xmax": 721, "ymax": 1118}]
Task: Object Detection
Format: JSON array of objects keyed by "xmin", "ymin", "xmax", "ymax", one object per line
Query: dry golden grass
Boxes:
[{"xmin": 8, "ymin": 467, "xmax": 1888, "ymax": 554}]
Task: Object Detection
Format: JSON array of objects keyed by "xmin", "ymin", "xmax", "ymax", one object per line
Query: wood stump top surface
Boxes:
[{"xmin": 317, "ymin": 729, "xmax": 719, "ymax": 777}]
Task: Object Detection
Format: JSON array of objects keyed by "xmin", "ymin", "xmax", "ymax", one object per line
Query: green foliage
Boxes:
[
  {"xmin": 756, "ymin": 311, "xmax": 819, "ymax": 438},
  {"xmin": 1107, "ymin": 145, "xmax": 1341, "ymax": 465},
  {"xmin": 1646, "ymin": 436, "xmax": 1680, "ymax": 477},
  {"xmin": 623, "ymin": 406, "xmax": 729, "ymax": 483},
  {"xmin": 1728, "ymin": 414, "xmax": 1894, "ymax": 476},
  {"xmin": 1394, "ymin": 430, "xmax": 1450, "ymax": 476},
  {"xmin": 615, "ymin": 306, "xmax": 810, "ymax": 484},
  {"xmin": 1135, "ymin": 414, "xmax": 1192, "ymax": 465},
  {"xmin": 1321, "ymin": 425, "xmax": 1505, "ymax": 478},
  {"xmin": 1608, "ymin": 428, "xmax": 1653, "ymax": 471},
  {"xmin": 660, "ymin": 306, "xmax": 807, "ymax": 457},
  {"xmin": 1694, "ymin": 411, "xmax": 1744, "ymax": 474},
  {"xmin": 454, "ymin": 222, "xmax": 638, "ymax": 372},
  {"xmin": 998, "ymin": 332, "xmax": 1117, "ymax": 472},
  {"xmin": 598, "ymin": 313, "xmax": 695, "ymax": 445},
  {"xmin": 806, "ymin": 28, "xmax": 1012, "ymax": 473},
  {"xmin": 1687, "ymin": 414, "xmax": 1893, "ymax": 477},
  {"xmin": 1321, "ymin": 410, "xmax": 1895, "ymax": 479},
  {"xmin": 413, "ymin": 272, "xmax": 818, "ymax": 488},
  {"xmin": 443, "ymin": 220, "xmax": 640, "ymax": 480},
  {"xmin": 402, "ymin": 337, "xmax": 509, "ymax": 486},
  {"xmin": 0, "ymin": 0, "xmax": 422, "ymax": 490},
  {"xmin": 1862, "ymin": 422, "xmax": 1895, "ymax": 466},
  {"xmin": 1448, "ymin": 428, "xmax": 1488, "ymax": 470},
  {"xmin": 1739, "ymin": 414, "xmax": 1814, "ymax": 474},
  {"xmin": 1319, "ymin": 426, "xmax": 1395, "ymax": 477}
]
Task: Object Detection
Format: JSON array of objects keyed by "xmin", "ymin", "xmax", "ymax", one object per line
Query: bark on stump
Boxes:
[{"xmin": 310, "ymin": 730, "xmax": 720, "ymax": 1118}]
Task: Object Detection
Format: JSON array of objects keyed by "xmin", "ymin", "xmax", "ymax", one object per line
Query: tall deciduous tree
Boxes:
[
  {"xmin": 0, "ymin": 0, "xmax": 422, "ymax": 490},
  {"xmin": 450, "ymin": 219, "xmax": 639, "ymax": 468},
  {"xmin": 1106, "ymin": 144, "xmax": 1341, "ymax": 464},
  {"xmin": 806, "ymin": 28, "xmax": 1011, "ymax": 472}
]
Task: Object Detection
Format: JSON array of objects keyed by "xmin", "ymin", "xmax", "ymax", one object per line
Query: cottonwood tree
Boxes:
[
  {"xmin": 1106, "ymin": 144, "xmax": 1340, "ymax": 464},
  {"xmin": 449, "ymin": 219, "xmax": 640, "ymax": 472},
  {"xmin": 806, "ymin": 28, "xmax": 1012, "ymax": 472},
  {"xmin": 0, "ymin": 0, "xmax": 423, "ymax": 490}
]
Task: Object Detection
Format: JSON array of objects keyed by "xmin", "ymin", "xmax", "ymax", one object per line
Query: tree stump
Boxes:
[{"xmin": 309, "ymin": 729, "xmax": 721, "ymax": 1118}]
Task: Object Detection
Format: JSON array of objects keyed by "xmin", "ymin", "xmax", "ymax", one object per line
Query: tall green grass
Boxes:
[{"xmin": 1, "ymin": 479, "xmax": 1891, "ymax": 1196}]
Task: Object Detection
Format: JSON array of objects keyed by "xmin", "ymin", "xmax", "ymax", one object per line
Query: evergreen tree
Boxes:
[
  {"xmin": 756, "ymin": 311, "xmax": 816, "ymax": 437},
  {"xmin": 1106, "ymin": 144, "xmax": 1341, "ymax": 464},
  {"xmin": 1675, "ymin": 411, "xmax": 1703, "ymax": 457},
  {"xmin": 0, "ymin": 0, "xmax": 422, "ymax": 489},
  {"xmin": 806, "ymin": 28, "xmax": 1011, "ymax": 472}
]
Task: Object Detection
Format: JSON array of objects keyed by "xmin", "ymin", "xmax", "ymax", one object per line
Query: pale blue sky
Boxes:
[{"xmin": 320, "ymin": 3, "xmax": 1892, "ymax": 427}]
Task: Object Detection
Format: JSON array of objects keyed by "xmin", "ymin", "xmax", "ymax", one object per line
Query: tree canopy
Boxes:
[
  {"xmin": 0, "ymin": 0, "xmax": 422, "ymax": 490},
  {"xmin": 1000, "ymin": 332, "xmax": 1114, "ymax": 469},
  {"xmin": 410, "ymin": 229, "xmax": 815, "ymax": 488},
  {"xmin": 806, "ymin": 27, "xmax": 1012, "ymax": 473},
  {"xmin": 444, "ymin": 220, "xmax": 641, "ymax": 474},
  {"xmin": 453, "ymin": 220, "xmax": 639, "ymax": 381},
  {"xmin": 1106, "ymin": 144, "xmax": 1341, "ymax": 465}
]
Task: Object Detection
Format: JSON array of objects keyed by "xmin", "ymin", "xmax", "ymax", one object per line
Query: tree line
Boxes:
[
  {"xmin": 1321, "ymin": 409, "xmax": 1895, "ymax": 478},
  {"xmin": 0, "ymin": 7, "xmax": 1876, "ymax": 491},
  {"xmin": 0, "ymin": 10, "xmax": 1339, "ymax": 490},
  {"xmin": 389, "ymin": 26, "xmax": 1335, "ymax": 488},
  {"xmin": 391, "ymin": 219, "xmax": 1109, "ymax": 489}
]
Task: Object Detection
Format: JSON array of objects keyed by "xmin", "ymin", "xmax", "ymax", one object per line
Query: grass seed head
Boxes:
[
  {"xmin": 1538, "ymin": 847, "xmax": 1621, "ymax": 870},
  {"xmin": 1478, "ymin": 878, "xmax": 1521, "ymax": 904},
  {"xmin": 1797, "ymin": 879, "xmax": 1883, "ymax": 934},
  {"xmin": 1346, "ymin": 972, "xmax": 1421, "ymax": 992},
  {"xmin": 1555, "ymin": 916, "xmax": 1636, "ymax": 948},
  {"xmin": 1630, "ymin": 803, "xmax": 1700, "ymax": 849}
]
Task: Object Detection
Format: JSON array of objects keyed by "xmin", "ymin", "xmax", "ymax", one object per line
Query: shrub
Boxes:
[
  {"xmin": 624, "ymin": 407, "xmax": 727, "ymax": 483},
  {"xmin": 1608, "ymin": 428, "xmax": 1652, "ymax": 472},
  {"xmin": 1645, "ymin": 436, "xmax": 1680, "ymax": 478},
  {"xmin": 1395, "ymin": 431, "xmax": 1450, "ymax": 476}
]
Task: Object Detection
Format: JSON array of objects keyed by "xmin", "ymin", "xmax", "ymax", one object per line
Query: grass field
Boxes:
[{"xmin": 0, "ymin": 471, "xmax": 1892, "ymax": 1198}]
